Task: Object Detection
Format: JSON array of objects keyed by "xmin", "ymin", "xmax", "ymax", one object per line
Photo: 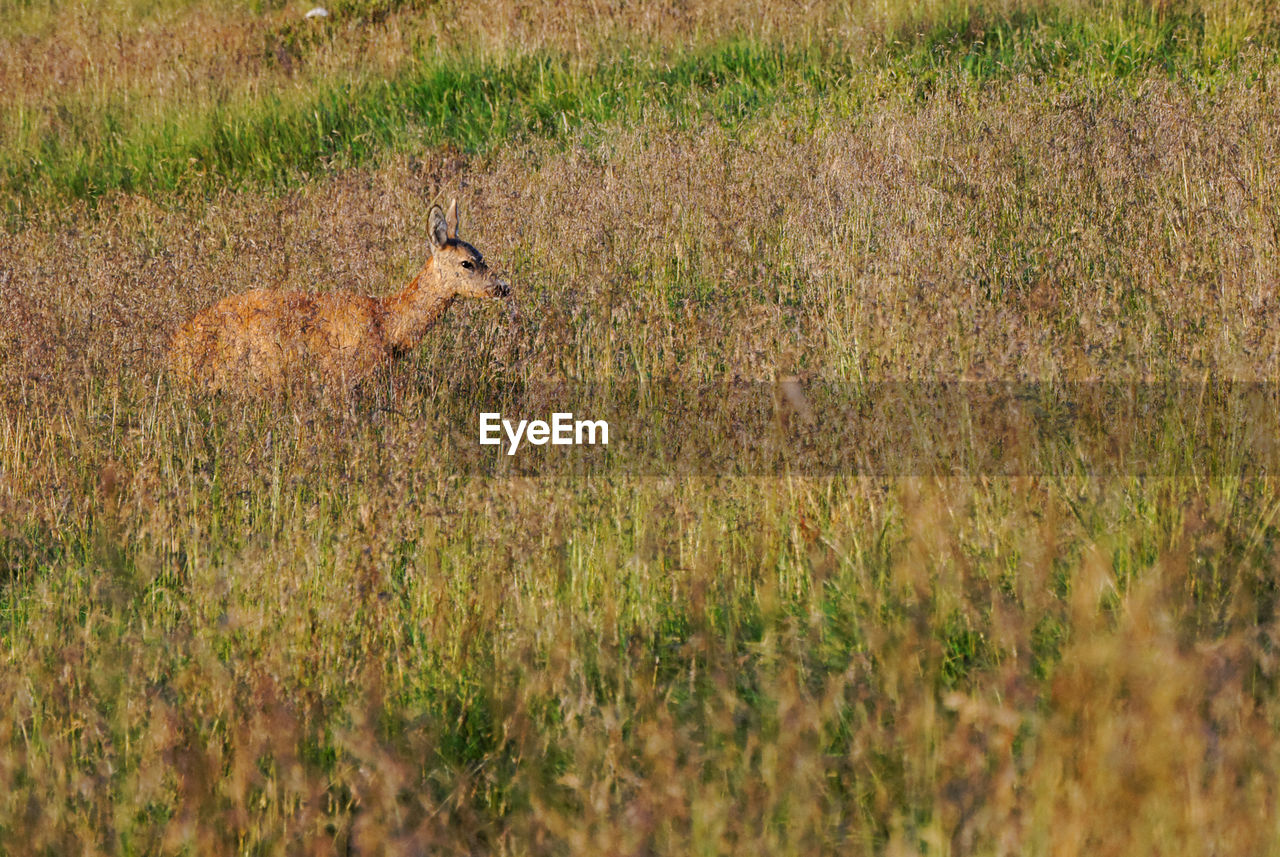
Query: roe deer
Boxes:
[{"xmin": 168, "ymin": 199, "xmax": 509, "ymax": 392}]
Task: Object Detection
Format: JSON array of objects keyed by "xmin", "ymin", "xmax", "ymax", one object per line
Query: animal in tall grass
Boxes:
[{"xmin": 168, "ymin": 199, "xmax": 509, "ymax": 392}]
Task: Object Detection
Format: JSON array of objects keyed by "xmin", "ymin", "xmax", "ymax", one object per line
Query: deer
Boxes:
[{"xmin": 168, "ymin": 199, "xmax": 510, "ymax": 392}]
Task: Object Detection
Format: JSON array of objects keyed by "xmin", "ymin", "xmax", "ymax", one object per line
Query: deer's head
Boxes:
[{"xmin": 429, "ymin": 199, "xmax": 510, "ymax": 299}]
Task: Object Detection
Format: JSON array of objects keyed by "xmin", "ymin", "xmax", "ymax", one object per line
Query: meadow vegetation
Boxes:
[{"xmin": 5, "ymin": 0, "xmax": 1280, "ymax": 853}]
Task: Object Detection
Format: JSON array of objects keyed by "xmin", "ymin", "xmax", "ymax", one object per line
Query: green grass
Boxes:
[
  {"xmin": 892, "ymin": 1, "xmax": 1277, "ymax": 87},
  {"xmin": 2, "ymin": 41, "xmax": 835, "ymax": 212},
  {"xmin": 5, "ymin": 1, "xmax": 1278, "ymax": 215}
]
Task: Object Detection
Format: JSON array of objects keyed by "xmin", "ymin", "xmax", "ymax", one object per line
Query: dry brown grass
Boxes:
[{"xmin": 7, "ymin": 74, "xmax": 1280, "ymax": 392}]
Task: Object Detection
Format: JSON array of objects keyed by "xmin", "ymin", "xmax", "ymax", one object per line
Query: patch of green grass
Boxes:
[
  {"xmin": 2, "ymin": 41, "xmax": 833, "ymax": 211},
  {"xmin": 890, "ymin": 0, "xmax": 1277, "ymax": 89}
]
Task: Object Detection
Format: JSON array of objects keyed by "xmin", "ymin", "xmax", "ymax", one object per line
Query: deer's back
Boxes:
[{"xmin": 169, "ymin": 289, "xmax": 390, "ymax": 391}]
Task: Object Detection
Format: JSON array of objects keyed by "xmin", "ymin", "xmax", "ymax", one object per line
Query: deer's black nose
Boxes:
[{"xmin": 493, "ymin": 280, "xmax": 511, "ymax": 298}]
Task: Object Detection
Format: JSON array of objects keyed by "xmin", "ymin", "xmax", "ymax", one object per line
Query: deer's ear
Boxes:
[
  {"xmin": 446, "ymin": 198, "xmax": 459, "ymax": 240},
  {"xmin": 429, "ymin": 205, "xmax": 449, "ymax": 248}
]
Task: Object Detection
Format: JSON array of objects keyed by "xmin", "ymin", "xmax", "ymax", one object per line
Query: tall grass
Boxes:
[{"xmin": 6, "ymin": 0, "xmax": 1280, "ymax": 854}]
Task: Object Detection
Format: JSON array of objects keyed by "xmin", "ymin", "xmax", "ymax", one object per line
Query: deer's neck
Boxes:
[{"xmin": 381, "ymin": 259, "xmax": 455, "ymax": 354}]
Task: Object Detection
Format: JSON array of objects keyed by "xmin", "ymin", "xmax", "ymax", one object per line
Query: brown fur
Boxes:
[{"xmin": 168, "ymin": 200, "xmax": 508, "ymax": 392}]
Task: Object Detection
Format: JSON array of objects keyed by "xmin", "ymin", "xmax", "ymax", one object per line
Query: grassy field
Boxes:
[{"xmin": 6, "ymin": 0, "xmax": 1280, "ymax": 853}]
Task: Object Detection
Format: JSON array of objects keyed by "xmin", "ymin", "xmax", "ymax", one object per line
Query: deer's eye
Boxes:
[{"xmin": 461, "ymin": 260, "xmax": 475, "ymax": 270}]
